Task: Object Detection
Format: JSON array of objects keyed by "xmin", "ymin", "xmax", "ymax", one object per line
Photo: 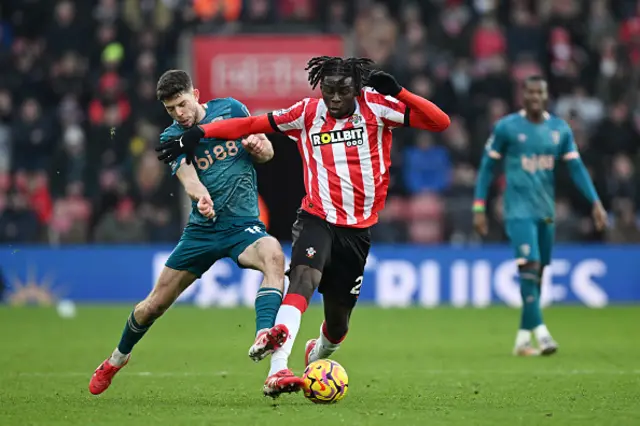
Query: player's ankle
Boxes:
[
  {"xmin": 269, "ymin": 357, "xmax": 288, "ymax": 376},
  {"xmin": 533, "ymin": 324, "xmax": 552, "ymax": 341},
  {"xmin": 320, "ymin": 321, "xmax": 347, "ymax": 346},
  {"xmin": 514, "ymin": 329, "xmax": 532, "ymax": 348},
  {"xmin": 109, "ymin": 348, "xmax": 129, "ymax": 367}
]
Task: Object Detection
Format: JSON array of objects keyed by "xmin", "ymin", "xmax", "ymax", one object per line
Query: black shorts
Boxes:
[{"xmin": 289, "ymin": 210, "xmax": 371, "ymax": 307}]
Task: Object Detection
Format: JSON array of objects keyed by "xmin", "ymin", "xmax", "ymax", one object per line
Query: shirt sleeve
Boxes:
[
  {"xmin": 267, "ymin": 99, "xmax": 308, "ymax": 139},
  {"xmin": 484, "ymin": 120, "xmax": 509, "ymax": 160},
  {"xmin": 560, "ymin": 124, "xmax": 580, "ymax": 161},
  {"xmin": 228, "ymin": 98, "xmax": 251, "ymax": 118},
  {"xmin": 363, "ymin": 89, "xmax": 410, "ymax": 129}
]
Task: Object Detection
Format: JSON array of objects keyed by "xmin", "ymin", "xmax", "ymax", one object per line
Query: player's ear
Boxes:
[{"xmin": 193, "ymin": 88, "xmax": 200, "ymax": 102}]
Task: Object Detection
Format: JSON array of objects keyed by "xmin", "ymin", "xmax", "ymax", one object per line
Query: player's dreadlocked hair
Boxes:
[{"xmin": 306, "ymin": 56, "xmax": 375, "ymax": 92}]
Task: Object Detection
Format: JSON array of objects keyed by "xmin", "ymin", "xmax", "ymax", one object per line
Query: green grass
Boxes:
[{"xmin": 0, "ymin": 306, "xmax": 639, "ymax": 425}]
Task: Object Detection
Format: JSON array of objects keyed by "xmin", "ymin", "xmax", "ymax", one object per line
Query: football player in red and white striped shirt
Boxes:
[{"xmin": 157, "ymin": 56, "xmax": 450, "ymax": 397}]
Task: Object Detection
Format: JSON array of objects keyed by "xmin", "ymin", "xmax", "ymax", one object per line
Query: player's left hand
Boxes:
[
  {"xmin": 242, "ymin": 134, "xmax": 265, "ymax": 155},
  {"xmin": 366, "ymin": 70, "xmax": 403, "ymax": 97},
  {"xmin": 592, "ymin": 201, "xmax": 608, "ymax": 231},
  {"xmin": 156, "ymin": 126, "xmax": 205, "ymax": 165},
  {"xmin": 197, "ymin": 194, "xmax": 215, "ymax": 219}
]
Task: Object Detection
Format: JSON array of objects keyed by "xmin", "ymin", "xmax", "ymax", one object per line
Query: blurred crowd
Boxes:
[{"xmin": 2, "ymin": 0, "xmax": 640, "ymax": 245}]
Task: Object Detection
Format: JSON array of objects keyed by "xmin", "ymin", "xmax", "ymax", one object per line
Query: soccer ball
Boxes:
[{"xmin": 302, "ymin": 359, "xmax": 349, "ymax": 404}]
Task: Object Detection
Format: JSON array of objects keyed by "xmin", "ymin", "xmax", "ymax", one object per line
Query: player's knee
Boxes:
[
  {"xmin": 258, "ymin": 238, "xmax": 285, "ymax": 273},
  {"xmin": 264, "ymin": 247, "xmax": 285, "ymax": 276},
  {"xmin": 288, "ymin": 265, "xmax": 321, "ymax": 302},
  {"xmin": 519, "ymin": 261, "xmax": 541, "ymax": 274},
  {"xmin": 135, "ymin": 297, "xmax": 170, "ymax": 323}
]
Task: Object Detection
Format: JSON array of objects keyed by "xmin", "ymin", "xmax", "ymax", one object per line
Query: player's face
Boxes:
[
  {"xmin": 162, "ymin": 89, "xmax": 200, "ymax": 127},
  {"xmin": 320, "ymin": 76, "xmax": 357, "ymax": 119},
  {"xmin": 523, "ymin": 80, "xmax": 548, "ymax": 114}
]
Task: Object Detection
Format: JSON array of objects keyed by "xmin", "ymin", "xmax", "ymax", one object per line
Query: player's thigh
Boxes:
[
  {"xmin": 288, "ymin": 211, "xmax": 333, "ymax": 275},
  {"xmin": 537, "ymin": 221, "xmax": 556, "ymax": 267},
  {"xmin": 236, "ymin": 232, "xmax": 284, "ymax": 275},
  {"xmin": 505, "ymin": 219, "xmax": 541, "ymax": 266},
  {"xmin": 318, "ymin": 229, "xmax": 371, "ymax": 309},
  {"xmin": 165, "ymin": 225, "xmax": 220, "ymax": 279}
]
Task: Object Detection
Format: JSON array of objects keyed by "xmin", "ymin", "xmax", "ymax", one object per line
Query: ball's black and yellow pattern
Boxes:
[{"xmin": 302, "ymin": 359, "xmax": 349, "ymax": 404}]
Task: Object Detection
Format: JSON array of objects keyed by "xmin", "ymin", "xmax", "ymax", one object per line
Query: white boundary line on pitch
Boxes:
[{"xmin": 9, "ymin": 370, "xmax": 640, "ymax": 377}]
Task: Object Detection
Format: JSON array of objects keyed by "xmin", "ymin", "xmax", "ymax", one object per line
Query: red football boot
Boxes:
[
  {"xmin": 248, "ymin": 324, "xmax": 289, "ymax": 362},
  {"xmin": 304, "ymin": 339, "xmax": 317, "ymax": 367},
  {"xmin": 89, "ymin": 355, "xmax": 130, "ymax": 395},
  {"xmin": 263, "ymin": 369, "xmax": 304, "ymax": 398}
]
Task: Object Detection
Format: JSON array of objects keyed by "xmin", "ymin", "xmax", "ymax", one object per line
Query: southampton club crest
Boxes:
[
  {"xmin": 349, "ymin": 114, "xmax": 363, "ymax": 126},
  {"xmin": 306, "ymin": 247, "xmax": 316, "ymax": 259},
  {"xmin": 551, "ymin": 130, "xmax": 560, "ymax": 144}
]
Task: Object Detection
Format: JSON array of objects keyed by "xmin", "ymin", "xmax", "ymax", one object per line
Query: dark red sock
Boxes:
[
  {"xmin": 321, "ymin": 321, "xmax": 347, "ymax": 344},
  {"xmin": 282, "ymin": 293, "xmax": 308, "ymax": 313}
]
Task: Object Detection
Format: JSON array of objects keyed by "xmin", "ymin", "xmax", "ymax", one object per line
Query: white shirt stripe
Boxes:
[
  {"xmin": 310, "ymin": 102, "xmax": 337, "ymax": 223},
  {"xmin": 330, "ymin": 119, "xmax": 357, "ymax": 225},
  {"xmin": 358, "ymin": 123, "xmax": 376, "ymax": 220}
]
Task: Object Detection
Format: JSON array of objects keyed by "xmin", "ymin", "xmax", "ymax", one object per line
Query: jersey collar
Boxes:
[{"xmin": 519, "ymin": 109, "xmax": 550, "ymax": 121}]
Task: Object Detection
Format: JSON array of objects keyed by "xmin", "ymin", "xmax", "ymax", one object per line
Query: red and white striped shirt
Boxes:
[{"xmin": 267, "ymin": 88, "xmax": 409, "ymax": 228}]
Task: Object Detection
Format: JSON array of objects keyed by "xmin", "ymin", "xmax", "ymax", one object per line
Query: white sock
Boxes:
[
  {"xmin": 109, "ymin": 348, "xmax": 129, "ymax": 367},
  {"xmin": 533, "ymin": 324, "xmax": 551, "ymax": 342},
  {"xmin": 515, "ymin": 330, "xmax": 532, "ymax": 348},
  {"xmin": 269, "ymin": 305, "xmax": 302, "ymax": 376},
  {"xmin": 313, "ymin": 323, "xmax": 341, "ymax": 361}
]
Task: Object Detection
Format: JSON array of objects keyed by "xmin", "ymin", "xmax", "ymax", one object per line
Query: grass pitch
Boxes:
[{"xmin": 0, "ymin": 306, "xmax": 638, "ymax": 425}]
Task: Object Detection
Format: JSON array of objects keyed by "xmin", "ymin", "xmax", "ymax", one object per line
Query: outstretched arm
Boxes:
[
  {"xmin": 395, "ymin": 89, "xmax": 450, "ymax": 132},
  {"xmin": 200, "ymin": 115, "xmax": 274, "ymax": 140},
  {"xmin": 366, "ymin": 70, "xmax": 450, "ymax": 132}
]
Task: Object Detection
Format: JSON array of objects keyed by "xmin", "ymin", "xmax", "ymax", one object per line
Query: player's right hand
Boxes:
[
  {"xmin": 592, "ymin": 201, "xmax": 608, "ymax": 231},
  {"xmin": 366, "ymin": 70, "xmax": 403, "ymax": 97},
  {"xmin": 473, "ymin": 212, "xmax": 488, "ymax": 236},
  {"xmin": 197, "ymin": 194, "xmax": 215, "ymax": 219},
  {"xmin": 156, "ymin": 126, "xmax": 205, "ymax": 165}
]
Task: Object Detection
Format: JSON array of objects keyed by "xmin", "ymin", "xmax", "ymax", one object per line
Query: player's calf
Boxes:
[
  {"xmin": 88, "ymin": 268, "xmax": 196, "ymax": 394},
  {"xmin": 238, "ymin": 236, "xmax": 287, "ymax": 360},
  {"xmin": 268, "ymin": 266, "xmax": 320, "ymax": 376}
]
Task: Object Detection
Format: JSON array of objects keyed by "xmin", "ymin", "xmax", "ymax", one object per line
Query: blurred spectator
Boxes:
[
  {"xmin": 607, "ymin": 198, "xmax": 640, "ymax": 243},
  {"xmin": 0, "ymin": 191, "xmax": 40, "ymax": 242},
  {"xmin": 49, "ymin": 181, "xmax": 92, "ymax": 244},
  {"xmin": 554, "ymin": 198, "xmax": 582, "ymax": 242},
  {"xmin": 11, "ymin": 98, "xmax": 56, "ymax": 172},
  {"xmin": 403, "ymin": 133, "xmax": 451, "ymax": 195},
  {"xmin": 2, "ymin": 0, "xmax": 640, "ymax": 245},
  {"xmin": 607, "ymin": 154, "xmax": 637, "ymax": 202},
  {"xmin": 94, "ymin": 197, "xmax": 147, "ymax": 243}
]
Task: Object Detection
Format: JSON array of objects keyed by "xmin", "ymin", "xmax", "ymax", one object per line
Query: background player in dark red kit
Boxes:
[{"xmin": 157, "ymin": 56, "xmax": 450, "ymax": 397}]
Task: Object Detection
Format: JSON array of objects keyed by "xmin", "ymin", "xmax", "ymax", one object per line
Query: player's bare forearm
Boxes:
[
  {"xmin": 200, "ymin": 115, "xmax": 273, "ymax": 140},
  {"xmin": 396, "ymin": 89, "xmax": 450, "ymax": 132},
  {"xmin": 176, "ymin": 160, "xmax": 209, "ymax": 201}
]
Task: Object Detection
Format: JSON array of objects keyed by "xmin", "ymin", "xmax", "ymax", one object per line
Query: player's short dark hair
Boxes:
[
  {"xmin": 523, "ymin": 75, "xmax": 547, "ymax": 87},
  {"xmin": 306, "ymin": 56, "xmax": 375, "ymax": 92},
  {"xmin": 156, "ymin": 70, "xmax": 193, "ymax": 101}
]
